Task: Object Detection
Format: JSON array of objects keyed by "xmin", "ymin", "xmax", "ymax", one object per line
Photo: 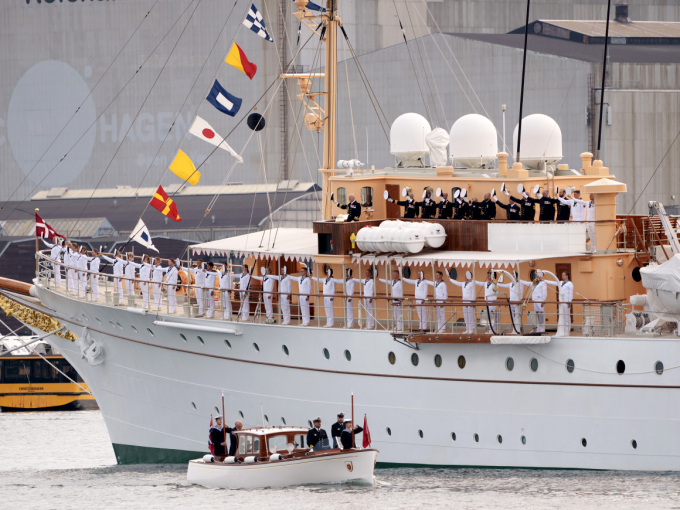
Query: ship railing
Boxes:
[{"xmin": 37, "ymin": 251, "xmax": 627, "ymax": 336}]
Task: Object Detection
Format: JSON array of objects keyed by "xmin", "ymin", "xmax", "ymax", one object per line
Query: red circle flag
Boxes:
[{"xmin": 202, "ymin": 128, "xmax": 215, "ymax": 139}]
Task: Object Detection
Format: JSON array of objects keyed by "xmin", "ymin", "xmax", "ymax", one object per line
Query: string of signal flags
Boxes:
[{"xmin": 146, "ymin": 3, "xmax": 272, "ymax": 236}]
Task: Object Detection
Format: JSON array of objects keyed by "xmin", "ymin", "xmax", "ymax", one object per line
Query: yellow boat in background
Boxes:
[{"xmin": 0, "ymin": 336, "xmax": 96, "ymax": 411}]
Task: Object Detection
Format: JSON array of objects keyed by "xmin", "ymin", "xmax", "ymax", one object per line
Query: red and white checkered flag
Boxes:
[{"xmin": 35, "ymin": 212, "xmax": 63, "ymax": 239}]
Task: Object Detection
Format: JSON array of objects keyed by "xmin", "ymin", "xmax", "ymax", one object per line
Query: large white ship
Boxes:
[{"xmin": 2, "ymin": 0, "xmax": 680, "ymax": 471}]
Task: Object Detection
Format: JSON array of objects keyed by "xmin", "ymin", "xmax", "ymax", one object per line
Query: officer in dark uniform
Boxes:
[
  {"xmin": 386, "ymin": 192, "xmax": 418, "ymax": 218},
  {"xmin": 330, "ymin": 412, "xmax": 345, "ymax": 448},
  {"xmin": 494, "ymin": 195, "xmax": 521, "ymax": 220},
  {"xmin": 531, "ymin": 189, "xmax": 559, "ymax": 221},
  {"xmin": 306, "ymin": 417, "xmax": 329, "ymax": 449},
  {"xmin": 332, "ymin": 193, "xmax": 362, "ymax": 222},
  {"xmin": 472, "ymin": 193, "xmax": 496, "ymax": 220},
  {"xmin": 555, "ymin": 189, "xmax": 571, "ymax": 221},
  {"xmin": 420, "ymin": 191, "xmax": 437, "ymax": 219},
  {"xmin": 437, "ymin": 192, "xmax": 452, "ymax": 219},
  {"xmin": 509, "ymin": 191, "xmax": 536, "ymax": 221},
  {"xmin": 225, "ymin": 419, "xmax": 242, "ymax": 457},
  {"xmin": 467, "ymin": 198, "xmax": 481, "ymax": 220},
  {"xmin": 210, "ymin": 416, "xmax": 227, "ymax": 457},
  {"xmin": 453, "ymin": 197, "xmax": 468, "ymax": 219}
]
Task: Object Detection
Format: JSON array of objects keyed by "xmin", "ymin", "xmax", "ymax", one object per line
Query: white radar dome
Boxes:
[
  {"xmin": 390, "ymin": 113, "xmax": 431, "ymax": 161},
  {"xmin": 512, "ymin": 114, "xmax": 563, "ymax": 169},
  {"xmin": 449, "ymin": 114, "xmax": 498, "ymax": 168}
]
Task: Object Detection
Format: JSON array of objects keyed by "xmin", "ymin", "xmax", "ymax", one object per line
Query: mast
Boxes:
[
  {"xmin": 515, "ymin": 0, "xmax": 531, "ymax": 164},
  {"xmin": 323, "ymin": 0, "xmax": 338, "ymax": 172},
  {"xmin": 595, "ymin": 0, "xmax": 613, "ymax": 162}
]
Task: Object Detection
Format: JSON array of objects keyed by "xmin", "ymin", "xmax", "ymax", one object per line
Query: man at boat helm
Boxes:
[{"xmin": 306, "ymin": 417, "xmax": 328, "ymax": 449}]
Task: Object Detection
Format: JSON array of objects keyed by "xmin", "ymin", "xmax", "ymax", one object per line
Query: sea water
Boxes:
[{"xmin": 1, "ymin": 410, "xmax": 679, "ymax": 509}]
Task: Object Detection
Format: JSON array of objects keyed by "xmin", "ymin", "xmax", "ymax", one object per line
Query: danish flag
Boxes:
[{"xmin": 35, "ymin": 212, "xmax": 63, "ymax": 239}]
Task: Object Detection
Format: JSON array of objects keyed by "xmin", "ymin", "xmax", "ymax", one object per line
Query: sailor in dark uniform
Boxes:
[
  {"xmin": 472, "ymin": 193, "xmax": 497, "ymax": 220},
  {"xmin": 418, "ymin": 191, "xmax": 437, "ymax": 219},
  {"xmin": 339, "ymin": 419, "xmax": 364, "ymax": 450},
  {"xmin": 333, "ymin": 193, "xmax": 362, "ymax": 222},
  {"xmin": 509, "ymin": 192, "xmax": 536, "ymax": 221},
  {"xmin": 306, "ymin": 417, "xmax": 328, "ymax": 449},
  {"xmin": 210, "ymin": 416, "xmax": 227, "ymax": 457},
  {"xmin": 452, "ymin": 197, "xmax": 468, "ymax": 219},
  {"xmin": 467, "ymin": 198, "xmax": 481, "ymax": 220},
  {"xmin": 555, "ymin": 189, "xmax": 571, "ymax": 221},
  {"xmin": 528, "ymin": 189, "xmax": 559, "ymax": 221},
  {"xmin": 386, "ymin": 192, "xmax": 418, "ymax": 218},
  {"xmin": 437, "ymin": 192, "xmax": 452, "ymax": 219},
  {"xmin": 330, "ymin": 412, "xmax": 345, "ymax": 448},
  {"xmin": 494, "ymin": 194, "xmax": 521, "ymax": 221}
]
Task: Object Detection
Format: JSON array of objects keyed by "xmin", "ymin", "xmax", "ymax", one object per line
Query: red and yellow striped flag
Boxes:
[
  {"xmin": 150, "ymin": 185, "xmax": 182, "ymax": 222},
  {"xmin": 225, "ymin": 42, "xmax": 257, "ymax": 79}
]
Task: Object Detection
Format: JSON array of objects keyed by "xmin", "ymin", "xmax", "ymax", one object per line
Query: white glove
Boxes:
[
  {"xmin": 522, "ymin": 192, "xmax": 528, "ymax": 199},
  {"xmin": 492, "ymin": 196, "xmax": 498, "ymax": 202},
  {"xmin": 503, "ymin": 189, "xmax": 510, "ymax": 196}
]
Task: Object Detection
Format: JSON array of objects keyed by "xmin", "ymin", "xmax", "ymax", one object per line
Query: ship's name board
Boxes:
[{"xmin": 18, "ymin": 387, "xmax": 45, "ymax": 391}]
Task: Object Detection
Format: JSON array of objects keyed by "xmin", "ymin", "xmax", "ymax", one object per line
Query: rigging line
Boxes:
[
  {"xmin": 1, "ymin": 0, "xmax": 198, "ymax": 221},
  {"xmin": 392, "ymin": 0, "xmax": 432, "ymax": 126},
  {"xmin": 71, "ymin": 0, "xmax": 204, "ymax": 233},
  {"xmin": 256, "ymin": 132, "xmax": 274, "ymax": 248},
  {"xmin": 126, "ymin": 0, "xmax": 244, "ymax": 216},
  {"xmin": 342, "ymin": 37, "xmax": 359, "ymax": 160},
  {"xmin": 0, "ymin": 0, "xmax": 161, "ymax": 212},
  {"xmin": 403, "ymin": 1, "xmax": 440, "ymax": 128}
]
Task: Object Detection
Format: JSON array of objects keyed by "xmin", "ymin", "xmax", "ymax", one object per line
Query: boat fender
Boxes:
[
  {"xmin": 244, "ymin": 456, "xmax": 259, "ymax": 463},
  {"xmin": 269, "ymin": 454, "xmax": 283, "ymax": 462},
  {"xmin": 202, "ymin": 454, "xmax": 215, "ymax": 463},
  {"xmin": 223, "ymin": 456, "xmax": 239, "ymax": 464},
  {"xmin": 630, "ymin": 294, "xmax": 647, "ymax": 306}
]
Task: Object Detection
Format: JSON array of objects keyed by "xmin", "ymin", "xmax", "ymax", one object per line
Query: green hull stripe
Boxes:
[{"xmin": 112, "ymin": 443, "xmax": 205, "ymax": 465}]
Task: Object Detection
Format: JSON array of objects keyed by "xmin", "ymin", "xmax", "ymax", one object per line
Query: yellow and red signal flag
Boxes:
[
  {"xmin": 225, "ymin": 42, "xmax": 257, "ymax": 80},
  {"xmin": 150, "ymin": 185, "xmax": 182, "ymax": 222}
]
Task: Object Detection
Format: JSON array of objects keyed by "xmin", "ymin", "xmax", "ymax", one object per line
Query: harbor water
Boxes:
[{"xmin": 1, "ymin": 410, "xmax": 679, "ymax": 509}]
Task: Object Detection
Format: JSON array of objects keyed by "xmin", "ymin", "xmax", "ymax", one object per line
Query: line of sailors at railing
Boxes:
[{"xmin": 39, "ymin": 238, "xmax": 575, "ymax": 336}]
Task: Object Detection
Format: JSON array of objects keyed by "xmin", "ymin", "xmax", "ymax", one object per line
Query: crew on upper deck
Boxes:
[
  {"xmin": 386, "ymin": 191, "xmax": 418, "ymax": 218},
  {"xmin": 332, "ymin": 193, "xmax": 362, "ymax": 222},
  {"xmin": 471, "ymin": 192, "xmax": 496, "ymax": 220},
  {"xmin": 494, "ymin": 188, "xmax": 521, "ymax": 220},
  {"xmin": 437, "ymin": 192, "xmax": 452, "ymax": 219}
]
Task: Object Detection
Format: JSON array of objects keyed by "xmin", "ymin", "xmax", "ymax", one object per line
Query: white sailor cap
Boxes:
[
  {"xmin": 536, "ymin": 270, "xmax": 543, "ymax": 277},
  {"xmin": 465, "ymin": 271, "xmax": 472, "ymax": 279}
]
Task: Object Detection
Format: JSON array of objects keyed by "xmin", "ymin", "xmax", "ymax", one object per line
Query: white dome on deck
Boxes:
[
  {"xmin": 449, "ymin": 114, "xmax": 498, "ymax": 168},
  {"xmin": 390, "ymin": 113, "xmax": 431, "ymax": 161},
  {"xmin": 513, "ymin": 114, "xmax": 563, "ymax": 169}
]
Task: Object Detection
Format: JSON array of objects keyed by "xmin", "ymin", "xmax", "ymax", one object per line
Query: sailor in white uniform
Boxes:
[
  {"xmin": 77, "ymin": 245, "xmax": 89, "ymax": 298},
  {"xmin": 403, "ymin": 271, "xmax": 432, "ymax": 331},
  {"xmin": 124, "ymin": 253, "xmax": 141, "ymax": 298},
  {"xmin": 151, "ymin": 257, "xmax": 170, "ymax": 312},
  {"xmin": 312, "ymin": 268, "xmax": 344, "ymax": 327},
  {"xmin": 278, "ymin": 268, "xmax": 292, "ymax": 325},
  {"xmin": 139, "ymin": 255, "xmax": 154, "ymax": 309},
  {"xmin": 362, "ymin": 269, "xmax": 376, "ymax": 329},
  {"xmin": 560, "ymin": 190, "xmax": 594, "ymax": 251},
  {"xmin": 218, "ymin": 264, "xmax": 233, "ymax": 320},
  {"xmin": 344, "ymin": 268, "xmax": 360, "ymax": 328},
  {"xmin": 476, "ymin": 271, "xmax": 500, "ymax": 334},
  {"xmin": 497, "ymin": 270, "xmax": 523, "ymax": 333},
  {"xmin": 449, "ymin": 271, "xmax": 476, "ymax": 334},
  {"xmin": 101, "ymin": 250, "xmax": 125, "ymax": 299},
  {"xmin": 290, "ymin": 267, "xmax": 312, "ymax": 326},
  {"xmin": 547, "ymin": 271, "xmax": 574, "ymax": 336},
  {"xmin": 252, "ymin": 267, "xmax": 279, "ymax": 323},
  {"xmin": 189, "ymin": 261, "xmax": 207, "ymax": 315},
  {"xmin": 42, "ymin": 236, "xmax": 65, "ymax": 288},
  {"xmin": 379, "ymin": 270, "xmax": 404, "ymax": 332},
  {"xmin": 521, "ymin": 270, "xmax": 548, "ymax": 333},
  {"xmin": 166, "ymin": 258, "xmax": 180, "ymax": 314},
  {"xmin": 203, "ymin": 262, "xmax": 220, "ymax": 318},
  {"xmin": 86, "ymin": 248, "xmax": 101, "ymax": 301},
  {"xmin": 66, "ymin": 244, "xmax": 78, "ymax": 294},
  {"xmin": 237, "ymin": 265, "xmax": 252, "ymax": 321},
  {"xmin": 433, "ymin": 271, "xmax": 448, "ymax": 332}
]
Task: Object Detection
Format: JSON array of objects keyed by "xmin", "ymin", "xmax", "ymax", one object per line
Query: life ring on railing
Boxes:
[{"xmin": 177, "ymin": 270, "xmax": 189, "ymax": 297}]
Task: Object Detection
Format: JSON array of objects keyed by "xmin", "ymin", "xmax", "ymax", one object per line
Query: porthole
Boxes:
[
  {"xmin": 474, "ymin": 433, "xmax": 479, "ymax": 443},
  {"xmin": 411, "ymin": 353, "xmax": 419, "ymax": 366},
  {"xmin": 239, "ymin": 410, "xmax": 244, "ymax": 418},
  {"xmin": 388, "ymin": 351, "xmax": 396, "ymax": 365},
  {"xmin": 281, "ymin": 417, "xmax": 286, "ymax": 425},
  {"xmin": 191, "ymin": 402, "xmax": 196, "ymax": 410},
  {"xmin": 386, "ymin": 427, "xmax": 392, "ymax": 436},
  {"xmin": 521, "ymin": 435, "xmax": 527, "ymax": 445},
  {"xmin": 497, "ymin": 435, "xmax": 503, "ymax": 444},
  {"xmin": 451, "ymin": 432, "xmax": 456, "ymax": 441},
  {"xmin": 109, "ymin": 320, "xmax": 116, "ymax": 328},
  {"xmin": 566, "ymin": 359, "xmax": 575, "ymax": 373},
  {"xmin": 344, "ymin": 349, "xmax": 351, "ymax": 361},
  {"xmin": 505, "ymin": 357, "xmax": 514, "ymax": 371},
  {"xmin": 282, "ymin": 345, "xmax": 289, "ymax": 356},
  {"xmin": 308, "ymin": 420, "xmax": 313, "ymax": 428},
  {"xmin": 323, "ymin": 348, "xmax": 330, "ymax": 360},
  {"xmin": 147, "ymin": 328, "xmax": 154, "ymax": 337},
  {"xmin": 198, "ymin": 336, "xmax": 205, "ymax": 345},
  {"xmin": 253, "ymin": 342, "xmax": 260, "ymax": 352},
  {"xmin": 530, "ymin": 358, "xmax": 538, "ymax": 372},
  {"xmin": 434, "ymin": 354, "xmax": 442, "ymax": 368},
  {"xmin": 81, "ymin": 313, "xmax": 87, "ymax": 320},
  {"xmin": 224, "ymin": 339, "xmax": 232, "ymax": 349},
  {"xmin": 631, "ymin": 439, "xmax": 638, "ymax": 449},
  {"xmin": 95, "ymin": 317, "xmax": 102, "ymax": 324},
  {"xmin": 214, "ymin": 406, "xmax": 220, "ymax": 414},
  {"xmin": 458, "ymin": 355, "xmax": 466, "ymax": 369},
  {"xmin": 131, "ymin": 325, "xmax": 137, "ymax": 333},
  {"xmin": 116, "ymin": 322, "xmax": 123, "ymax": 329},
  {"xmin": 616, "ymin": 360, "xmax": 625, "ymax": 374},
  {"xmin": 581, "ymin": 438, "xmax": 587, "ymax": 447},
  {"xmin": 418, "ymin": 429, "xmax": 423, "ymax": 438},
  {"xmin": 655, "ymin": 361, "xmax": 664, "ymax": 375}
]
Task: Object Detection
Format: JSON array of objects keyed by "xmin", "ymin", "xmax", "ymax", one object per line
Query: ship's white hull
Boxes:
[
  {"xmin": 33, "ymin": 286, "xmax": 680, "ymax": 470},
  {"xmin": 187, "ymin": 450, "xmax": 378, "ymax": 489}
]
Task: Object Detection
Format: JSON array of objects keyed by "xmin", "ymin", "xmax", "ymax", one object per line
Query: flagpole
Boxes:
[
  {"xmin": 351, "ymin": 390, "xmax": 354, "ymax": 450},
  {"xmin": 35, "ymin": 208, "xmax": 40, "ymax": 276},
  {"xmin": 222, "ymin": 390, "xmax": 226, "ymax": 457}
]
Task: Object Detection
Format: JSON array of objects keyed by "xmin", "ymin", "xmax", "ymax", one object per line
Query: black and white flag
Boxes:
[{"xmin": 242, "ymin": 4, "xmax": 273, "ymax": 42}]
